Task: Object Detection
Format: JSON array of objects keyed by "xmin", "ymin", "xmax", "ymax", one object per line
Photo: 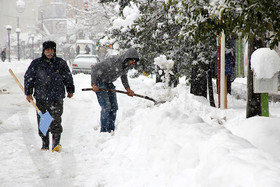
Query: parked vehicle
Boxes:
[
  {"xmin": 72, "ymin": 54, "xmax": 100, "ymax": 74},
  {"xmin": 75, "ymin": 39, "xmax": 96, "ymax": 55}
]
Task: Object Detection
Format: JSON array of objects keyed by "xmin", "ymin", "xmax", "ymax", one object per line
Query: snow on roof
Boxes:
[{"xmin": 251, "ymin": 48, "xmax": 280, "ymax": 79}]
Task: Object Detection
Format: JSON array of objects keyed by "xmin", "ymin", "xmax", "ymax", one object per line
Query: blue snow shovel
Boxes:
[{"xmin": 9, "ymin": 69, "xmax": 53, "ymax": 136}]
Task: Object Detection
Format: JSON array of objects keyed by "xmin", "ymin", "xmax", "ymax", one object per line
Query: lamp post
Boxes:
[
  {"xmin": 31, "ymin": 34, "xmax": 34, "ymax": 59},
  {"xmin": 21, "ymin": 41, "xmax": 25, "ymax": 59},
  {"xmin": 40, "ymin": 10, "xmax": 44, "ymax": 31},
  {"xmin": 16, "ymin": 0, "xmax": 25, "ymax": 27},
  {"xmin": 16, "ymin": 0, "xmax": 25, "ymax": 61},
  {"xmin": 6, "ymin": 25, "xmax": 12, "ymax": 62},
  {"xmin": 16, "ymin": 28, "xmax": 21, "ymax": 61}
]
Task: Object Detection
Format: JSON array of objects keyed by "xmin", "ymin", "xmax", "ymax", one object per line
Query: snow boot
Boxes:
[
  {"xmin": 52, "ymin": 133, "xmax": 62, "ymax": 152},
  {"xmin": 41, "ymin": 133, "xmax": 49, "ymax": 151}
]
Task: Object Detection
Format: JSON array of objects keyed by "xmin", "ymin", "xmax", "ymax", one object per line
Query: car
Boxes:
[{"xmin": 72, "ymin": 54, "xmax": 100, "ymax": 74}]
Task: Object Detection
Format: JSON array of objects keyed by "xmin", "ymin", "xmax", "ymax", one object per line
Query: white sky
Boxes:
[{"xmin": 0, "ymin": 0, "xmax": 43, "ymax": 47}]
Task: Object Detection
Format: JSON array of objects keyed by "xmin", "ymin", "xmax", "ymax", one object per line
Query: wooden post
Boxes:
[
  {"xmin": 261, "ymin": 93, "xmax": 269, "ymax": 117},
  {"xmin": 217, "ymin": 33, "xmax": 221, "ymax": 108},
  {"xmin": 237, "ymin": 35, "xmax": 244, "ymax": 77},
  {"xmin": 220, "ymin": 31, "xmax": 226, "ymax": 109},
  {"xmin": 225, "ymin": 75, "xmax": 228, "ymax": 109}
]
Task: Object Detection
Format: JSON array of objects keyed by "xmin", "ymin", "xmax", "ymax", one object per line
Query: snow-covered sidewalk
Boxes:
[{"xmin": 1, "ymin": 60, "xmax": 280, "ymax": 186}]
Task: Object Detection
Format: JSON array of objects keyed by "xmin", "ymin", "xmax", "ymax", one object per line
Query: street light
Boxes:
[
  {"xmin": 16, "ymin": 0, "xmax": 25, "ymax": 13},
  {"xmin": 21, "ymin": 41, "xmax": 26, "ymax": 59},
  {"xmin": 6, "ymin": 25, "xmax": 12, "ymax": 62},
  {"xmin": 31, "ymin": 34, "xmax": 34, "ymax": 59},
  {"xmin": 16, "ymin": 0, "xmax": 25, "ymax": 27},
  {"xmin": 16, "ymin": 28, "xmax": 21, "ymax": 61},
  {"xmin": 16, "ymin": 0, "xmax": 25, "ymax": 61}
]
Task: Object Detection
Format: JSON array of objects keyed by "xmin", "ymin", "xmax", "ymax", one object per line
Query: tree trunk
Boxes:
[
  {"xmin": 169, "ymin": 64, "xmax": 179, "ymax": 88},
  {"xmin": 246, "ymin": 38, "xmax": 265, "ymax": 118},
  {"xmin": 190, "ymin": 65, "xmax": 207, "ymax": 98},
  {"xmin": 155, "ymin": 66, "xmax": 164, "ymax": 83},
  {"xmin": 207, "ymin": 66, "xmax": 216, "ymax": 107}
]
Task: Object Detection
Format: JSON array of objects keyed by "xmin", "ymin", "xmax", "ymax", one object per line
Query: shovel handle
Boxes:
[
  {"xmin": 82, "ymin": 88, "xmax": 156, "ymax": 103},
  {"xmin": 9, "ymin": 69, "xmax": 40, "ymax": 113}
]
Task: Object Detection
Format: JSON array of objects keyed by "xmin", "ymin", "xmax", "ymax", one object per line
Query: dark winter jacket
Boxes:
[
  {"xmin": 225, "ymin": 52, "xmax": 233, "ymax": 75},
  {"xmin": 24, "ymin": 55, "xmax": 75, "ymax": 102},
  {"xmin": 1, "ymin": 50, "xmax": 6, "ymax": 58},
  {"xmin": 91, "ymin": 48, "xmax": 139, "ymax": 89}
]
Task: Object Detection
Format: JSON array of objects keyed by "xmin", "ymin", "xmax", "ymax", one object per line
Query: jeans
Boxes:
[{"xmin": 96, "ymin": 81, "xmax": 118, "ymax": 132}]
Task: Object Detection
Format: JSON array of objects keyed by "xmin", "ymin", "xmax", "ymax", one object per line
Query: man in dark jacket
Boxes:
[
  {"xmin": 1, "ymin": 48, "xmax": 6, "ymax": 62},
  {"xmin": 24, "ymin": 41, "xmax": 75, "ymax": 152},
  {"xmin": 91, "ymin": 48, "xmax": 139, "ymax": 133},
  {"xmin": 225, "ymin": 49, "xmax": 234, "ymax": 94}
]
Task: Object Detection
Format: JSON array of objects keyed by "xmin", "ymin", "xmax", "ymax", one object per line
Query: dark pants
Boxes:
[
  {"xmin": 95, "ymin": 81, "xmax": 118, "ymax": 132},
  {"xmin": 227, "ymin": 75, "xmax": 232, "ymax": 94},
  {"xmin": 36, "ymin": 100, "xmax": 64, "ymax": 137}
]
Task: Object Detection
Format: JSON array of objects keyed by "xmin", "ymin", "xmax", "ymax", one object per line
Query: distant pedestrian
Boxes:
[
  {"xmin": 225, "ymin": 48, "xmax": 234, "ymax": 94},
  {"xmin": 85, "ymin": 45, "xmax": 91, "ymax": 54},
  {"xmin": 76, "ymin": 45, "xmax": 80, "ymax": 55},
  {"xmin": 1, "ymin": 48, "xmax": 6, "ymax": 62},
  {"xmin": 91, "ymin": 48, "xmax": 139, "ymax": 133},
  {"xmin": 24, "ymin": 41, "xmax": 75, "ymax": 152}
]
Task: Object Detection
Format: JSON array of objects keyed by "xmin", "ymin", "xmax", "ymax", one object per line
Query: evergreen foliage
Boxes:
[{"xmin": 98, "ymin": 0, "xmax": 280, "ymax": 80}]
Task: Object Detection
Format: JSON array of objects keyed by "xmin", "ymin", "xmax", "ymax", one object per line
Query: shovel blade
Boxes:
[{"xmin": 38, "ymin": 111, "xmax": 53, "ymax": 136}]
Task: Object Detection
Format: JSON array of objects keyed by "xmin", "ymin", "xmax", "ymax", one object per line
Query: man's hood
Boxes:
[{"xmin": 119, "ymin": 48, "xmax": 139, "ymax": 63}]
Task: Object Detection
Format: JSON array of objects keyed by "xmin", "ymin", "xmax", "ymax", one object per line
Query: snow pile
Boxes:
[
  {"xmin": 154, "ymin": 55, "xmax": 175, "ymax": 84},
  {"xmin": 229, "ymin": 116, "xmax": 280, "ymax": 158},
  {"xmin": 154, "ymin": 55, "xmax": 174, "ymax": 71},
  {"xmin": 251, "ymin": 48, "xmax": 280, "ymax": 79},
  {"xmin": 1, "ymin": 59, "xmax": 280, "ymax": 186}
]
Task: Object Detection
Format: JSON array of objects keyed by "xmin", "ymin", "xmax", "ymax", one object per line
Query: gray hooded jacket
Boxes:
[{"xmin": 91, "ymin": 48, "xmax": 139, "ymax": 89}]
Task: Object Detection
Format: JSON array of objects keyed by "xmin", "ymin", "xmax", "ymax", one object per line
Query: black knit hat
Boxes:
[{"xmin": 42, "ymin": 41, "xmax": 56, "ymax": 52}]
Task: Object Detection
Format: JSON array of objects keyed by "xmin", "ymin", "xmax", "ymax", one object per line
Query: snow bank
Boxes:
[{"xmin": 251, "ymin": 48, "xmax": 280, "ymax": 79}]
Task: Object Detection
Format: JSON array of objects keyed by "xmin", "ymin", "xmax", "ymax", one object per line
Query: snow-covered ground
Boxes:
[{"xmin": 1, "ymin": 59, "xmax": 280, "ymax": 187}]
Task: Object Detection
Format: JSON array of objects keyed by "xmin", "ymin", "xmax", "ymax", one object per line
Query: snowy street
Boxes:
[{"xmin": 1, "ymin": 60, "xmax": 280, "ymax": 187}]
